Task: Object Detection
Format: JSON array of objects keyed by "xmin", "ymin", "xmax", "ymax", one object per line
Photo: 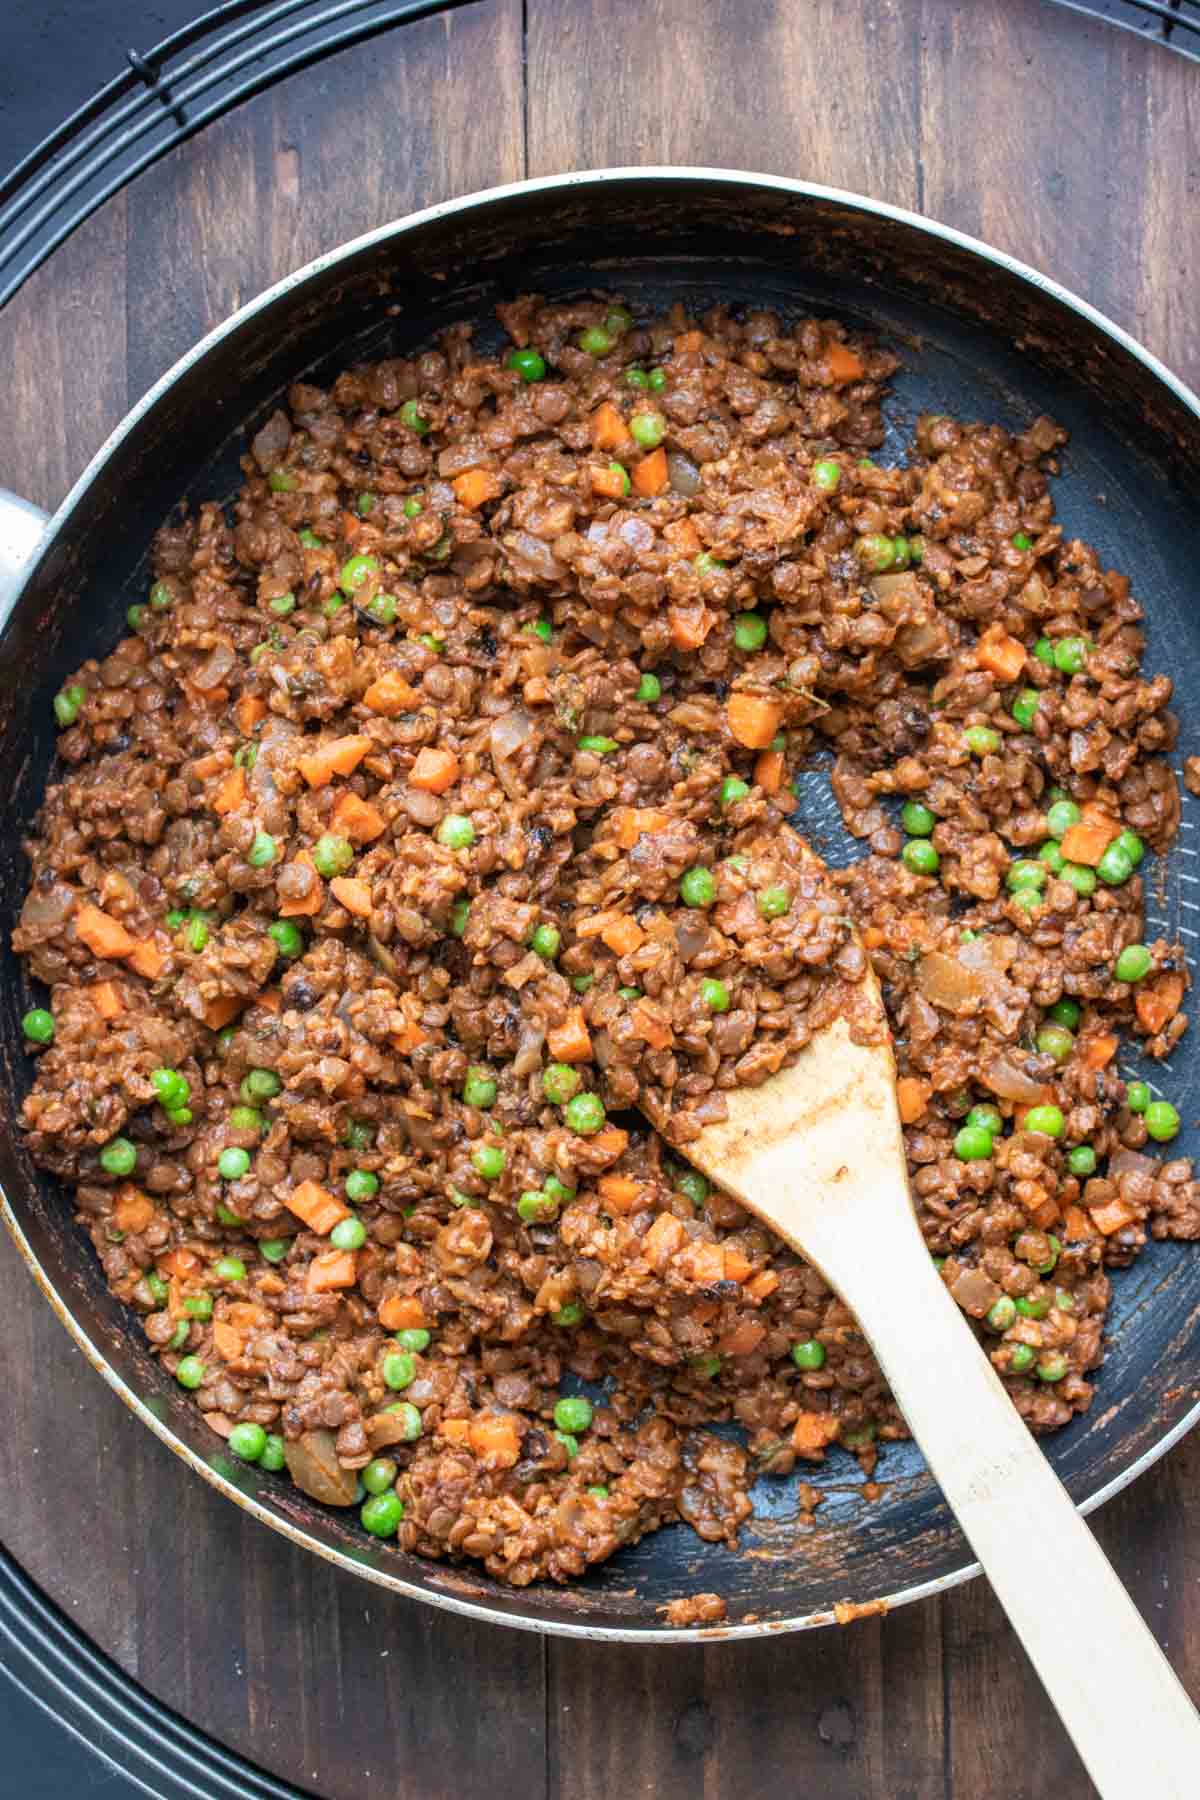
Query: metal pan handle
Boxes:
[{"xmin": 0, "ymin": 488, "xmax": 50, "ymax": 626}]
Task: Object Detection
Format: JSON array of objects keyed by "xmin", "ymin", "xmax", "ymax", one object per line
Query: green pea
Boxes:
[
  {"xmin": 1145, "ymin": 1101, "xmax": 1181, "ymax": 1142},
  {"xmin": 553, "ymin": 1396, "xmax": 594, "ymax": 1433},
  {"xmin": 462, "ymin": 1067, "xmax": 498, "ymax": 1108},
  {"xmin": 603, "ymin": 461, "xmax": 631, "ymax": 498},
  {"xmin": 856, "ymin": 533, "xmax": 897, "ymax": 573},
  {"xmin": 53, "ymin": 684, "xmax": 86, "ymax": 726},
  {"xmin": 966, "ymin": 1104, "xmax": 1003, "ymax": 1137},
  {"xmin": 700, "ymin": 978, "xmax": 731, "ymax": 1013},
  {"xmin": 268, "ymin": 920, "xmax": 304, "ymax": 959},
  {"xmin": 183, "ymin": 1294, "xmax": 212, "ymax": 1320},
  {"xmin": 248, "ymin": 832, "xmax": 277, "ymax": 867},
  {"xmin": 1007, "ymin": 860, "xmax": 1047, "ymax": 893},
  {"xmin": 1053, "ymin": 636, "xmax": 1089, "ymax": 674},
  {"xmin": 680, "ymin": 866, "xmax": 715, "ymax": 908},
  {"xmin": 1024, "ymin": 1104, "xmax": 1064, "ymax": 1138},
  {"xmin": 555, "ymin": 1431, "xmax": 580, "ymax": 1458},
  {"xmin": 1036, "ymin": 1236, "xmax": 1061, "ymax": 1277},
  {"xmin": 344, "ymin": 1119, "xmax": 375, "ymax": 1151},
  {"xmin": 564, "ymin": 1092, "xmax": 606, "ymax": 1135},
  {"xmin": 625, "ymin": 367, "xmax": 649, "ymax": 388},
  {"xmin": 756, "ymin": 885, "xmax": 792, "ymax": 920},
  {"xmin": 605, "ymin": 307, "xmax": 633, "ymax": 336},
  {"xmin": 987, "ymin": 1296, "xmax": 1017, "ymax": 1331},
  {"xmin": 733, "ymin": 611, "xmax": 767, "ymax": 651},
  {"xmin": 790, "ymin": 1340, "xmax": 826, "ymax": 1370},
  {"xmin": 175, "ymin": 1355, "xmax": 206, "ymax": 1389},
  {"xmin": 1036, "ymin": 1024, "xmax": 1074, "ymax": 1064},
  {"xmin": 327, "ymin": 1215, "xmax": 365, "ymax": 1251},
  {"xmin": 1016, "ymin": 1295, "xmax": 1051, "ymax": 1320},
  {"xmin": 449, "ymin": 899, "xmax": 470, "ymax": 937},
  {"xmin": 339, "ymin": 554, "xmax": 380, "ymax": 595},
  {"xmin": 152, "ymin": 1067, "xmax": 190, "ymax": 1111},
  {"xmin": 1062, "ymin": 862, "xmax": 1097, "ymax": 896},
  {"xmin": 1008, "ymin": 1344, "xmax": 1036, "ymax": 1374},
  {"xmin": 1033, "ymin": 638, "xmax": 1055, "ymax": 666},
  {"xmin": 268, "ymin": 470, "xmax": 296, "ymax": 493},
  {"xmin": 1011, "ymin": 532, "xmax": 1033, "ymax": 551},
  {"xmin": 571, "ymin": 973, "xmax": 594, "ymax": 993},
  {"xmin": 1126, "ymin": 1081, "xmax": 1151, "ymax": 1114},
  {"xmin": 721, "ymin": 776, "xmax": 750, "ymax": 807},
  {"xmin": 1038, "ymin": 1353, "xmax": 1069, "ymax": 1383},
  {"xmin": 218, "ymin": 1147, "xmax": 250, "ymax": 1180},
  {"xmin": 267, "ymin": 593, "xmax": 295, "ymax": 617},
  {"xmin": 517, "ymin": 1189, "xmax": 558, "ymax": 1224},
  {"xmin": 542, "ymin": 1063, "xmax": 582, "ymax": 1106},
  {"xmin": 578, "ymin": 734, "xmax": 618, "ymax": 755},
  {"xmin": 100, "ymin": 1137, "xmax": 137, "ymax": 1176},
  {"xmin": 168, "ymin": 1320, "xmax": 191, "ymax": 1350},
  {"xmin": 902, "ymin": 839, "xmax": 939, "ymax": 876},
  {"xmin": 693, "ymin": 552, "xmax": 725, "ymax": 577},
  {"xmin": 507, "ymin": 348, "xmax": 546, "ymax": 382},
  {"xmin": 403, "ymin": 496, "xmax": 423, "ymax": 518},
  {"xmin": 1011, "ymin": 689, "xmax": 1041, "ymax": 730},
  {"xmin": 228, "ymin": 1106, "xmax": 263, "ymax": 1136},
  {"xmin": 361, "ymin": 1492, "xmax": 405, "ymax": 1537},
  {"xmin": 811, "ymin": 459, "xmax": 841, "ymax": 492},
  {"xmin": 1097, "ymin": 843, "xmax": 1135, "ymax": 886},
  {"xmin": 471, "ymin": 1144, "xmax": 506, "ymax": 1181},
  {"xmin": 587, "ymin": 1484, "xmax": 609, "ymax": 1499},
  {"xmin": 186, "ymin": 914, "xmax": 210, "ymax": 952},
  {"xmin": 214, "ymin": 1256, "xmax": 247, "ymax": 1281},
  {"xmin": 618, "ymin": 986, "xmax": 642, "ymax": 1001},
  {"xmin": 395, "ymin": 1329, "xmax": 430, "ymax": 1354},
  {"xmin": 544, "ymin": 1176, "xmax": 576, "ymax": 1205},
  {"xmin": 648, "ymin": 368, "xmax": 667, "ymax": 391},
  {"xmin": 579, "ymin": 326, "xmax": 615, "ymax": 356},
  {"xmin": 244, "ymin": 1068, "xmax": 282, "ymax": 1100},
  {"xmin": 637, "ymin": 672, "xmax": 661, "ymax": 702},
  {"xmin": 1045, "ymin": 799, "xmax": 1081, "ymax": 840},
  {"xmin": 690, "ymin": 1355, "xmax": 722, "ymax": 1381},
  {"xmin": 399, "ymin": 400, "xmax": 429, "ymax": 435},
  {"xmin": 1038, "ymin": 841, "xmax": 1065, "ymax": 874},
  {"xmin": 312, "ymin": 834, "xmax": 354, "ymax": 878},
  {"xmin": 1115, "ymin": 944, "xmax": 1152, "ymax": 983},
  {"xmin": 1068, "ymin": 1144, "xmax": 1097, "ymax": 1176},
  {"xmin": 21, "ymin": 1008, "xmax": 54, "ymax": 1044},
  {"xmin": 900, "ymin": 801, "xmax": 936, "ymax": 836},
  {"xmin": 964, "ymin": 724, "xmax": 1001, "ymax": 756},
  {"xmin": 356, "ymin": 492, "xmax": 375, "ymax": 517},
  {"xmin": 436, "ymin": 813, "xmax": 476, "ymax": 850},
  {"xmin": 127, "ymin": 604, "xmax": 145, "ymax": 630},
  {"xmin": 298, "ymin": 529, "xmax": 323, "ymax": 548},
  {"xmin": 259, "ymin": 1238, "xmax": 291, "ymax": 1264},
  {"xmin": 955, "ymin": 1124, "xmax": 994, "ymax": 1161},
  {"xmin": 257, "ymin": 1434, "xmax": 285, "ymax": 1472},
  {"xmin": 149, "ymin": 581, "xmax": 174, "ymax": 610},
  {"xmin": 1114, "ymin": 829, "xmax": 1144, "ymax": 868},
  {"xmin": 676, "ymin": 1171, "xmax": 708, "ymax": 1209},
  {"xmin": 386, "ymin": 1401, "xmax": 423, "ymax": 1442},
  {"xmin": 215, "ymin": 1204, "xmax": 244, "ymax": 1231},
  {"xmin": 382, "ymin": 1351, "xmax": 415, "ymax": 1390},
  {"xmin": 552, "ymin": 1301, "xmax": 585, "ymax": 1327},
  {"xmin": 362, "ymin": 1456, "xmax": 399, "ymax": 1494}
]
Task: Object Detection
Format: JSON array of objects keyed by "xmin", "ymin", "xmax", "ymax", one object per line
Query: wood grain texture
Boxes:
[{"xmin": 2, "ymin": 0, "xmax": 1200, "ymax": 1795}]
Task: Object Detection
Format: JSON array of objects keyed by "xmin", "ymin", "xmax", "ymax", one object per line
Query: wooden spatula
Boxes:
[{"xmin": 678, "ymin": 874, "xmax": 1200, "ymax": 1796}]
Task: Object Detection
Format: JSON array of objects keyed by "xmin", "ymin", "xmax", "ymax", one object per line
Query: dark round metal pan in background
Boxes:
[{"xmin": 2, "ymin": 167, "xmax": 1200, "ymax": 1641}]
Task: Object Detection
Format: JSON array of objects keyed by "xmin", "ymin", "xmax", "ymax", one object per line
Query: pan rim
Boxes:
[{"xmin": 4, "ymin": 163, "xmax": 1200, "ymax": 1643}]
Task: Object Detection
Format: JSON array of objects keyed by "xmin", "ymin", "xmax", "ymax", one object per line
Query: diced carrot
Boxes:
[
  {"xmin": 452, "ymin": 468, "xmax": 503, "ymax": 510},
  {"xmin": 1063, "ymin": 1204, "xmax": 1099, "ymax": 1242},
  {"xmin": 690, "ymin": 1300, "xmax": 722, "ymax": 1326},
  {"xmin": 630, "ymin": 1000, "xmax": 673, "ymax": 1051},
  {"xmin": 601, "ymin": 915, "xmax": 645, "ymax": 957},
  {"xmin": 255, "ymin": 988, "xmax": 282, "ymax": 1014},
  {"xmin": 469, "ymin": 1413, "xmax": 522, "ymax": 1470},
  {"xmin": 662, "ymin": 517, "xmax": 702, "ymax": 557},
  {"xmin": 113, "ymin": 1185, "xmax": 156, "ymax": 1234},
  {"xmin": 409, "ymin": 746, "xmax": 460, "ymax": 793},
  {"xmin": 1059, "ymin": 820, "xmax": 1118, "ymax": 867},
  {"xmin": 362, "ymin": 669, "xmax": 420, "ymax": 716},
  {"xmin": 547, "ymin": 1007, "xmax": 593, "ymax": 1063},
  {"xmin": 632, "ymin": 447, "xmax": 668, "ymax": 497},
  {"xmin": 440, "ymin": 1418, "xmax": 472, "ymax": 1446},
  {"xmin": 667, "ymin": 603, "xmax": 714, "ymax": 651},
  {"xmin": 722, "ymin": 1246, "xmax": 754, "ymax": 1284},
  {"xmin": 1089, "ymin": 1196, "xmax": 1138, "ymax": 1237},
  {"xmin": 298, "ymin": 735, "xmax": 374, "ymax": 789},
  {"xmin": 330, "ymin": 876, "xmax": 373, "ymax": 917},
  {"xmin": 235, "ymin": 694, "xmax": 267, "ymax": 735},
  {"xmin": 202, "ymin": 994, "xmax": 246, "ymax": 1031},
  {"xmin": 591, "ymin": 463, "xmax": 630, "ymax": 500},
  {"xmin": 226, "ymin": 1300, "xmax": 272, "ymax": 1330},
  {"xmin": 727, "ymin": 693, "xmax": 783, "ymax": 750},
  {"xmin": 278, "ymin": 850, "xmax": 324, "ymax": 919},
  {"xmin": 1136, "ymin": 972, "xmax": 1186, "ymax": 1037},
  {"xmin": 575, "ymin": 909, "xmax": 623, "ymax": 940},
  {"xmin": 826, "ymin": 342, "xmax": 865, "ymax": 384},
  {"xmin": 746, "ymin": 1269, "xmax": 780, "ymax": 1303},
  {"xmin": 598, "ymin": 1174, "xmax": 641, "ymax": 1213},
  {"xmin": 390, "ymin": 1016, "xmax": 430, "ymax": 1055},
  {"xmin": 126, "ymin": 937, "xmax": 165, "ymax": 979},
  {"xmin": 329, "ymin": 789, "xmax": 386, "ymax": 843},
  {"xmin": 641, "ymin": 1211, "xmax": 686, "ymax": 1262},
  {"xmin": 1030, "ymin": 1197, "xmax": 1062, "ymax": 1232},
  {"xmin": 211, "ymin": 766, "xmax": 246, "ymax": 815},
  {"xmin": 1082, "ymin": 1033, "xmax": 1119, "ymax": 1069},
  {"xmin": 861, "ymin": 926, "xmax": 886, "ymax": 950},
  {"xmin": 896, "ymin": 1076, "xmax": 932, "ymax": 1125},
  {"xmin": 1081, "ymin": 801, "xmax": 1120, "ymax": 832},
  {"xmin": 212, "ymin": 1320, "xmax": 244, "ymax": 1361},
  {"xmin": 677, "ymin": 1239, "xmax": 727, "ymax": 1286},
  {"xmin": 792, "ymin": 1412, "xmax": 841, "ymax": 1456},
  {"xmin": 75, "ymin": 904, "xmax": 137, "ymax": 961},
  {"xmin": 378, "ymin": 1295, "xmax": 427, "ymax": 1331},
  {"xmin": 718, "ymin": 1320, "xmax": 766, "ymax": 1357},
  {"xmin": 589, "ymin": 402, "xmax": 628, "ymax": 451},
  {"xmin": 975, "ymin": 623, "xmax": 1028, "ymax": 685},
  {"xmin": 158, "ymin": 1247, "xmax": 201, "ymax": 1278},
  {"xmin": 674, "ymin": 330, "xmax": 703, "ymax": 353},
  {"xmin": 307, "ymin": 1248, "xmax": 358, "ymax": 1293},
  {"xmin": 89, "ymin": 981, "xmax": 124, "ymax": 1019},
  {"xmin": 180, "ymin": 677, "xmax": 230, "ymax": 708},
  {"xmin": 588, "ymin": 1126, "xmax": 629, "ymax": 1162},
  {"xmin": 612, "ymin": 806, "xmax": 670, "ymax": 850},
  {"xmin": 754, "ymin": 748, "xmax": 785, "ymax": 794},
  {"xmin": 284, "ymin": 1179, "xmax": 350, "ymax": 1236}
]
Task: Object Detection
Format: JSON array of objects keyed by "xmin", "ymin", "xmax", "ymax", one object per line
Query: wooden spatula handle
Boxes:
[{"xmin": 817, "ymin": 1197, "xmax": 1200, "ymax": 1799}]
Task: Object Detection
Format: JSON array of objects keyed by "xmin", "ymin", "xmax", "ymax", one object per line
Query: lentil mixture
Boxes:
[{"xmin": 15, "ymin": 295, "xmax": 1198, "ymax": 1589}]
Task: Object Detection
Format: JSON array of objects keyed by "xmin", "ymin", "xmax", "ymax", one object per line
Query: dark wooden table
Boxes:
[{"xmin": 3, "ymin": 2, "xmax": 1199, "ymax": 1793}]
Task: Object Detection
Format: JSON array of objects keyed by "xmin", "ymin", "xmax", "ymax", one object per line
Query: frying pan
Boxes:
[{"xmin": 3, "ymin": 167, "xmax": 1200, "ymax": 1642}]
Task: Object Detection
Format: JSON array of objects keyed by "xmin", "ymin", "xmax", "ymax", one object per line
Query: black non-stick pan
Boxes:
[{"xmin": 3, "ymin": 168, "xmax": 1199, "ymax": 1641}]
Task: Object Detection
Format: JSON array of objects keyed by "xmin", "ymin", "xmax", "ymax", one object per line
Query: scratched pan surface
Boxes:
[{"xmin": 2, "ymin": 170, "xmax": 1200, "ymax": 1640}]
